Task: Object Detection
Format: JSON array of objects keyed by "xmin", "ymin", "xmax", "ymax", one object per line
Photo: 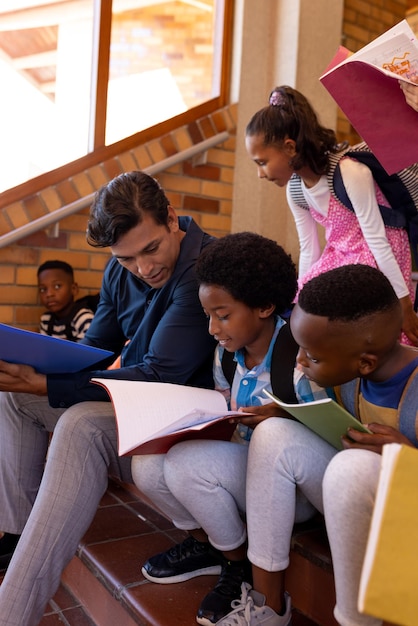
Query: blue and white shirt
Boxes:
[{"xmin": 213, "ymin": 316, "xmax": 286, "ymax": 443}]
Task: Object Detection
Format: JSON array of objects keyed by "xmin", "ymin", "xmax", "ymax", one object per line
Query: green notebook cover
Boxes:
[{"xmin": 263, "ymin": 389, "xmax": 371, "ymax": 450}]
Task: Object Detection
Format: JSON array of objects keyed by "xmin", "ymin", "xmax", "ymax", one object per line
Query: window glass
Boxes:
[
  {"xmin": 0, "ymin": 0, "xmax": 225, "ymax": 193},
  {"xmin": 0, "ymin": 0, "xmax": 94, "ymax": 192},
  {"xmin": 106, "ymin": 0, "xmax": 222, "ymax": 144}
]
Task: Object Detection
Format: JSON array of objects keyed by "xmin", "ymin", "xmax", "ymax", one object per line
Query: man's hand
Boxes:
[
  {"xmin": 0, "ymin": 360, "xmax": 47, "ymax": 395},
  {"xmin": 342, "ymin": 423, "xmax": 413, "ymax": 454}
]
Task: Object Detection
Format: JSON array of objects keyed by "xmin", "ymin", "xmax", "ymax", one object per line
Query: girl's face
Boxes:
[
  {"xmin": 199, "ymin": 284, "xmax": 272, "ymax": 354},
  {"xmin": 245, "ymin": 133, "xmax": 296, "ymax": 187}
]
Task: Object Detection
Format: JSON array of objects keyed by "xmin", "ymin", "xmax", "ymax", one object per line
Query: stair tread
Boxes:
[{"xmin": 1, "ymin": 478, "xmax": 332, "ymax": 625}]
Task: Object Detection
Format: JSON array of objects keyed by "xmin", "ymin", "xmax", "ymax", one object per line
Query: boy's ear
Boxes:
[
  {"xmin": 259, "ymin": 304, "xmax": 276, "ymax": 318},
  {"xmin": 72, "ymin": 282, "xmax": 79, "ymax": 297},
  {"xmin": 358, "ymin": 352, "xmax": 378, "ymax": 376}
]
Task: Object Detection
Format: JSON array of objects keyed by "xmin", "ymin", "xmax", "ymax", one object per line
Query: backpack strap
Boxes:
[
  {"xmin": 287, "ymin": 143, "xmax": 352, "ymax": 211},
  {"xmin": 288, "ymin": 142, "xmax": 418, "ymax": 270},
  {"xmin": 331, "ymin": 145, "xmax": 409, "ymax": 230},
  {"xmin": 221, "ymin": 322, "xmax": 299, "ymax": 403},
  {"xmin": 337, "ymin": 379, "xmax": 360, "ymax": 418},
  {"xmin": 75, "ymin": 293, "xmax": 100, "ymax": 313},
  {"xmin": 220, "ymin": 348, "xmax": 236, "ymax": 388},
  {"xmin": 398, "ymin": 366, "xmax": 418, "ymax": 447},
  {"xmin": 339, "ymin": 369, "xmax": 418, "ymax": 447}
]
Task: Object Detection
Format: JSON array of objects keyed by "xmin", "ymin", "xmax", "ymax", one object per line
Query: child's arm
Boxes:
[
  {"xmin": 340, "ymin": 158, "xmax": 409, "ymax": 300},
  {"xmin": 341, "ymin": 157, "xmax": 418, "ymax": 345},
  {"xmin": 286, "ymin": 185, "xmax": 322, "ymax": 279}
]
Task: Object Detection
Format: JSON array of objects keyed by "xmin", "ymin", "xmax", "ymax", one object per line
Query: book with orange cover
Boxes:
[
  {"xmin": 358, "ymin": 443, "xmax": 418, "ymax": 626},
  {"xmin": 320, "ymin": 20, "xmax": 418, "ymax": 174},
  {"xmin": 92, "ymin": 378, "xmax": 251, "ymax": 455}
]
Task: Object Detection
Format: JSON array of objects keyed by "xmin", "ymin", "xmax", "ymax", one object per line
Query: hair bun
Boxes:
[{"xmin": 269, "ymin": 90, "xmax": 286, "ymax": 107}]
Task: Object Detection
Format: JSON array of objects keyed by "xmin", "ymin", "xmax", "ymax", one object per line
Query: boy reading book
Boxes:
[
  {"xmin": 131, "ymin": 232, "xmax": 301, "ymax": 626},
  {"xmin": 214, "ymin": 264, "xmax": 417, "ymax": 626}
]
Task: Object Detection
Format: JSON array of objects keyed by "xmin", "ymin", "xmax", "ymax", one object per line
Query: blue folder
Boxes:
[{"xmin": 0, "ymin": 323, "xmax": 114, "ymax": 374}]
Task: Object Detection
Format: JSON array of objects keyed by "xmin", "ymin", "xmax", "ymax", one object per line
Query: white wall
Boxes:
[{"xmin": 231, "ymin": 0, "xmax": 344, "ymax": 263}]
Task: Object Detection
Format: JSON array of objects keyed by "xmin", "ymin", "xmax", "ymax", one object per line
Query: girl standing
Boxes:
[{"xmin": 245, "ymin": 85, "xmax": 418, "ymax": 345}]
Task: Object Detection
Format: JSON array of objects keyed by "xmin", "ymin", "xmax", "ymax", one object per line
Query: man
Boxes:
[{"xmin": 0, "ymin": 171, "xmax": 217, "ymax": 625}]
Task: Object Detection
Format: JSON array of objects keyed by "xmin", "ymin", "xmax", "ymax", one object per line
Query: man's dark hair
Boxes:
[
  {"xmin": 298, "ymin": 264, "xmax": 399, "ymax": 321},
  {"xmin": 87, "ymin": 171, "xmax": 171, "ymax": 248},
  {"xmin": 195, "ymin": 231, "xmax": 297, "ymax": 314},
  {"xmin": 37, "ymin": 260, "xmax": 74, "ymax": 279}
]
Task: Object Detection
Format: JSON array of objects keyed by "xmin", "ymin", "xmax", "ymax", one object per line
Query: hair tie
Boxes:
[{"xmin": 269, "ymin": 91, "xmax": 286, "ymax": 107}]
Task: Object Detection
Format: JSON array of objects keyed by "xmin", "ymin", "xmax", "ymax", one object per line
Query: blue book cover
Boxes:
[{"xmin": 0, "ymin": 323, "xmax": 114, "ymax": 374}]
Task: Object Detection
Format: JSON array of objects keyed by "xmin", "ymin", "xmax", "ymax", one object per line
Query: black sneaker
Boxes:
[
  {"xmin": 196, "ymin": 558, "xmax": 253, "ymax": 625},
  {"xmin": 0, "ymin": 533, "xmax": 20, "ymax": 571},
  {"xmin": 141, "ymin": 536, "xmax": 224, "ymax": 584}
]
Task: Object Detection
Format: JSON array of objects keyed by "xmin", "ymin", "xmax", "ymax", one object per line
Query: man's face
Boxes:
[
  {"xmin": 111, "ymin": 206, "xmax": 183, "ymax": 288},
  {"xmin": 290, "ymin": 304, "xmax": 362, "ymax": 388}
]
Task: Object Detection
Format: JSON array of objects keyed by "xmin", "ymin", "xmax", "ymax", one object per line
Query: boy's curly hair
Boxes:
[
  {"xmin": 298, "ymin": 264, "xmax": 399, "ymax": 321},
  {"xmin": 195, "ymin": 232, "xmax": 297, "ymax": 315}
]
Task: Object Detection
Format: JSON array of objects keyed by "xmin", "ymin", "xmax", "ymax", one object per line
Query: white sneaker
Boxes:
[{"xmin": 214, "ymin": 582, "xmax": 292, "ymax": 625}]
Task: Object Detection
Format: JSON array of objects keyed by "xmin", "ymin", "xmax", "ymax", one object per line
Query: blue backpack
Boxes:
[{"xmin": 288, "ymin": 141, "xmax": 418, "ymax": 266}]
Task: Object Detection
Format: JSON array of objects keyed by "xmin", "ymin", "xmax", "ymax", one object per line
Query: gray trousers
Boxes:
[
  {"xmin": 0, "ymin": 391, "xmax": 132, "ymax": 626},
  {"xmin": 323, "ymin": 449, "xmax": 382, "ymax": 626},
  {"xmin": 133, "ymin": 418, "xmax": 383, "ymax": 626}
]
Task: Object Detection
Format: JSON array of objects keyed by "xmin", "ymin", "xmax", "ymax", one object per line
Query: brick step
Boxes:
[{"xmin": 41, "ymin": 478, "xmax": 337, "ymax": 625}]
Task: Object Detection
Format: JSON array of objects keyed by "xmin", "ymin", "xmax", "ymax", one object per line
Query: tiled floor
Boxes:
[
  {"xmin": 0, "ymin": 571, "xmax": 95, "ymax": 625},
  {"xmin": 1, "ymin": 479, "xmax": 322, "ymax": 626}
]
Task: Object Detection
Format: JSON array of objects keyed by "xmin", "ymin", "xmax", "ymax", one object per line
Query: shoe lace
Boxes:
[
  {"xmin": 167, "ymin": 536, "xmax": 202, "ymax": 562},
  {"xmin": 213, "ymin": 561, "xmax": 249, "ymax": 598},
  {"xmin": 218, "ymin": 582, "xmax": 255, "ymax": 625}
]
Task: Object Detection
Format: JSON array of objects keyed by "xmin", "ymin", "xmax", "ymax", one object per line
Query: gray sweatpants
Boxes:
[
  {"xmin": 0, "ymin": 391, "xmax": 132, "ymax": 626},
  {"xmin": 133, "ymin": 418, "xmax": 383, "ymax": 626}
]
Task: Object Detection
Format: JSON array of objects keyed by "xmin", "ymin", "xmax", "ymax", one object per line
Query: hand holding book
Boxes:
[
  {"xmin": 263, "ymin": 389, "xmax": 371, "ymax": 451},
  {"xmin": 320, "ymin": 19, "xmax": 418, "ymax": 173}
]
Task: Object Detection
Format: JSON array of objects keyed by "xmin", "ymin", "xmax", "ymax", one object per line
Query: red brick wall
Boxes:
[{"xmin": 0, "ymin": 104, "xmax": 237, "ymax": 331}]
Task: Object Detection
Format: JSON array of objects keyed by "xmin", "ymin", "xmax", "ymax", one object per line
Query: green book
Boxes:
[{"xmin": 263, "ymin": 389, "xmax": 372, "ymax": 450}]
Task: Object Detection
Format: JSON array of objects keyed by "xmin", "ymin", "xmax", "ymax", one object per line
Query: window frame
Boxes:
[{"xmin": 0, "ymin": 0, "xmax": 234, "ymax": 209}]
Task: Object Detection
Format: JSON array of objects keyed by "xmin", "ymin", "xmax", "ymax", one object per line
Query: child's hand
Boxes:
[
  {"xmin": 341, "ymin": 422, "xmax": 413, "ymax": 454},
  {"xmin": 399, "ymin": 78, "xmax": 418, "ymax": 112},
  {"xmin": 229, "ymin": 402, "xmax": 289, "ymax": 427}
]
